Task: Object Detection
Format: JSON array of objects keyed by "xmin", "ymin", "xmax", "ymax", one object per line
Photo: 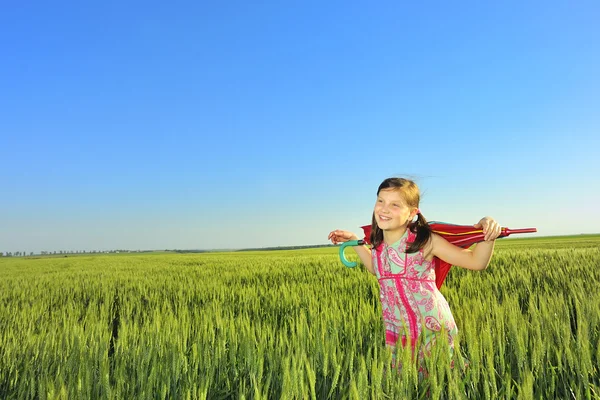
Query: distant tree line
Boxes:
[
  {"xmin": 236, "ymin": 244, "xmax": 335, "ymax": 252},
  {"xmin": 0, "ymin": 245, "xmax": 337, "ymax": 257},
  {"xmin": 0, "ymin": 250, "xmax": 154, "ymax": 257},
  {"xmin": 0, "ymin": 252, "xmax": 34, "ymax": 257}
]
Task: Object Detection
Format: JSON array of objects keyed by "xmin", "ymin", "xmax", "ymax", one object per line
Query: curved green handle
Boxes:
[{"xmin": 339, "ymin": 240, "xmax": 365, "ymax": 268}]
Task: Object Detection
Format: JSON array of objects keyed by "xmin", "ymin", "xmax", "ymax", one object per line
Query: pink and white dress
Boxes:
[{"xmin": 373, "ymin": 229, "xmax": 457, "ymax": 361}]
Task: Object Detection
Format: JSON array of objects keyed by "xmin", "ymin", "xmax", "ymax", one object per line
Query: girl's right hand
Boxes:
[{"xmin": 327, "ymin": 230, "xmax": 358, "ymax": 244}]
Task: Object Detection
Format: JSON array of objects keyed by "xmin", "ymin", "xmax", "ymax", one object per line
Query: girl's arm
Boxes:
[
  {"xmin": 352, "ymin": 244, "xmax": 374, "ymax": 275},
  {"xmin": 430, "ymin": 234, "xmax": 495, "ymax": 271},
  {"xmin": 429, "ymin": 217, "xmax": 501, "ymax": 271},
  {"xmin": 328, "ymin": 230, "xmax": 374, "ymax": 275}
]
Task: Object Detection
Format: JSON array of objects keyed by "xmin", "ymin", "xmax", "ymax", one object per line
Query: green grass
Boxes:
[{"xmin": 1, "ymin": 235, "xmax": 599, "ymax": 399}]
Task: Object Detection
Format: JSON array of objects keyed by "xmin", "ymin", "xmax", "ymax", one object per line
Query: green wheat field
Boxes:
[{"xmin": 1, "ymin": 235, "xmax": 599, "ymax": 399}]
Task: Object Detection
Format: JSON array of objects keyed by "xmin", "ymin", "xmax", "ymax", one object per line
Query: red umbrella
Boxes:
[{"xmin": 359, "ymin": 222, "xmax": 537, "ymax": 289}]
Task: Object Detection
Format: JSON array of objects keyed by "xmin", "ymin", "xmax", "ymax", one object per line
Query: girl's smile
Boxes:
[{"xmin": 374, "ymin": 189, "xmax": 417, "ymax": 241}]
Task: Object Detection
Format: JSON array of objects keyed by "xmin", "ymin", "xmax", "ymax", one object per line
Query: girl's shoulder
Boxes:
[
  {"xmin": 371, "ymin": 243, "xmax": 384, "ymax": 257},
  {"xmin": 421, "ymin": 232, "xmax": 440, "ymax": 261}
]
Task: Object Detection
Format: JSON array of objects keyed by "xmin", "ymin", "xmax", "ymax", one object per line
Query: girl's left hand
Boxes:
[{"xmin": 474, "ymin": 216, "xmax": 501, "ymax": 241}]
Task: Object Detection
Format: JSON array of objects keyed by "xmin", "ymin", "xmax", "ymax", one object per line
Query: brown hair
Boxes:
[{"xmin": 369, "ymin": 177, "xmax": 432, "ymax": 253}]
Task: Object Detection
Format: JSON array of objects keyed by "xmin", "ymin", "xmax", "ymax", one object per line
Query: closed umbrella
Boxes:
[{"xmin": 338, "ymin": 222, "xmax": 537, "ymax": 289}]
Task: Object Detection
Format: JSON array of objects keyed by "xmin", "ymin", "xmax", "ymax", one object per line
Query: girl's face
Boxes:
[{"xmin": 374, "ymin": 188, "xmax": 417, "ymax": 232}]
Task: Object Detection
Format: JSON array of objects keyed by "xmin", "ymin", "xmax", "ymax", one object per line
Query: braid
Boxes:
[
  {"xmin": 370, "ymin": 212, "xmax": 384, "ymax": 250},
  {"xmin": 406, "ymin": 212, "xmax": 432, "ymax": 253}
]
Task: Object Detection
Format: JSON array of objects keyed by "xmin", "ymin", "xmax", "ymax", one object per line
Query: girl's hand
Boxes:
[
  {"xmin": 327, "ymin": 230, "xmax": 358, "ymax": 244},
  {"xmin": 474, "ymin": 216, "xmax": 501, "ymax": 241}
]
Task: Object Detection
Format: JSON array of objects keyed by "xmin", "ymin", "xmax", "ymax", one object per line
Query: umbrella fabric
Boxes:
[{"xmin": 359, "ymin": 222, "xmax": 536, "ymax": 289}]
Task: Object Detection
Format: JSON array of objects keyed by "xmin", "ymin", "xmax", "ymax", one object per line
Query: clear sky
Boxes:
[{"xmin": 1, "ymin": 1, "xmax": 599, "ymax": 253}]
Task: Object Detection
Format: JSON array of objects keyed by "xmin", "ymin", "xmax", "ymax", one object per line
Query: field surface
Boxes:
[{"xmin": 1, "ymin": 235, "xmax": 599, "ymax": 399}]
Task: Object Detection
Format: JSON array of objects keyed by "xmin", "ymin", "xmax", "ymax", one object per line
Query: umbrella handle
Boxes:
[
  {"xmin": 339, "ymin": 240, "xmax": 365, "ymax": 268},
  {"xmin": 502, "ymin": 227, "xmax": 537, "ymax": 236}
]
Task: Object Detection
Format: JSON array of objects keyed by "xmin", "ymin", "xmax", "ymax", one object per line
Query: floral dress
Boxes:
[{"xmin": 373, "ymin": 229, "xmax": 457, "ymax": 362}]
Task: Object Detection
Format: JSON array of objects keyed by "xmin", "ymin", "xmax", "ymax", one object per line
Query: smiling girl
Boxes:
[{"xmin": 328, "ymin": 177, "xmax": 501, "ymax": 366}]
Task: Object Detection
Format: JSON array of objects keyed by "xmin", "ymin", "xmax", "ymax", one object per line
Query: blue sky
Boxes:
[{"xmin": 1, "ymin": 1, "xmax": 598, "ymax": 253}]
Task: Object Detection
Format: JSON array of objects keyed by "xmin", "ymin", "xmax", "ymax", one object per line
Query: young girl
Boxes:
[{"xmin": 328, "ymin": 177, "xmax": 501, "ymax": 364}]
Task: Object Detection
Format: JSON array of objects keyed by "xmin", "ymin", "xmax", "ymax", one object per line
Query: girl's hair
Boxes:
[{"xmin": 370, "ymin": 177, "xmax": 432, "ymax": 253}]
